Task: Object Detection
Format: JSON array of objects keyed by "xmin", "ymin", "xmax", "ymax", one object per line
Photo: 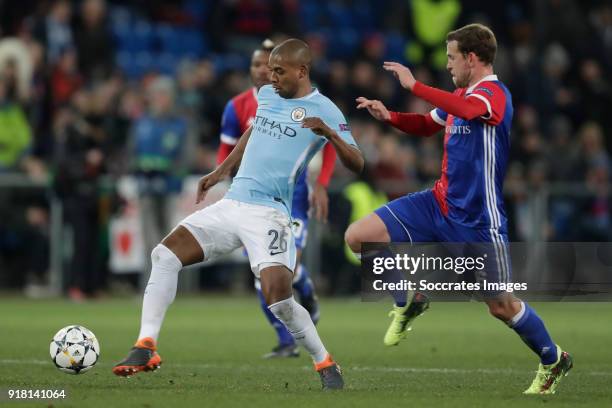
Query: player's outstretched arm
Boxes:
[
  {"xmin": 383, "ymin": 61, "xmax": 488, "ymax": 121},
  {"xmin": 196, "ymin": 127, "xmax": 252, "ymax": 203},
  {"xmin": 356, "ymin": 97, "xmax": 442, "ymax": 137},
  {"xmin": 302, "ymin": 117, "xmax": 364, "ymax": 174},
  {"xmin": 355, "ymin": 97, "xmax": 391, "ymax": 121}
]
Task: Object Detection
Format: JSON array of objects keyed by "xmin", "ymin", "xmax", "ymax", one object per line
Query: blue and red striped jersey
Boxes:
[{"xmin": 430, "ymin": 75, "xmax": 513, "ymax": 230}]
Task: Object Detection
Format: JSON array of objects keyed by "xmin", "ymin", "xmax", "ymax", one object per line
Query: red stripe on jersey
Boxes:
[
  {"xmin": 216, "ymin": 141, "xmax": 235, "ymax": 165},
  {"xmin": 433, "ymin": 119, "xmax": 452, "ymax": 216},
  {"xmin": 317, "ymin": 143, "xmax": 337, "ymax": 187},
  {"xmin": 233, "ymin": 88, "xmax": 258, "ymax": 133},
  {"xmin": 467, "ymin": 81, "xmax": 507, "ymax": 126}
]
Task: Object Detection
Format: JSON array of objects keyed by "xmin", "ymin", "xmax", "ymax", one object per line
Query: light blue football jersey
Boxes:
[{"xmin": 225, "ymin": 84, "xmax": 357, "ymax": 215}]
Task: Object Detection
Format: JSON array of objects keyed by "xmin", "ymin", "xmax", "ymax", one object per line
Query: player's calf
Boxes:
[
  {"xmin": 255, "ymin": 283, "xmax": 298, "ymax": 357},
  {"xmin": 486, "ymin": 294, "xmax": 522, "ymax": 321},
  {"xmin": 261, "ymin": 264, "xmax": 342, "ymax": 389}
]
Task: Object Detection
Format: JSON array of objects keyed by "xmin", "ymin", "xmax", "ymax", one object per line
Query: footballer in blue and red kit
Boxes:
[
  {"xmin": 216, "ymin": 43, "xmax": 338, "ymax": 358},
  {"xmin": 378, "ymin": 75, "xmax": 513, "ymax": 285},
  {"xmin": 351, "ymin": 24, "xmax": 572, "ymax": 394}
]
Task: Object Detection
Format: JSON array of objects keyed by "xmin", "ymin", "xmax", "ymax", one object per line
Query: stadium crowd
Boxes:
[{"xmin": 0, "ymin": 0, "xmax": 610, "ymax": 296}]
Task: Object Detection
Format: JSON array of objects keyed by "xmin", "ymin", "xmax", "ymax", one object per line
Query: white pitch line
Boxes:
[
  {"xmin": 1, "ymin": 359, "xmax": 49, "ymax": 365},
  {"xmin": 1, "ymin": 359, "xmax": 611, "ymax": 377}
]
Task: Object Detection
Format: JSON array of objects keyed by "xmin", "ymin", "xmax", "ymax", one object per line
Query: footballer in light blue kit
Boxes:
[
  {"xmin": 216, "ymin": 40, "xmax": 337, "ymax": 359},
  {"xmin": 113, "ymin": 39, "xmax": 364, "ymax": 390}
]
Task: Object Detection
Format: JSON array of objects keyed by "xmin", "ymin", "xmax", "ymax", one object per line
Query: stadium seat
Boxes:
[
  {"xmin": 154, "ymin": 53, "xmax": 178, "ymax": 76},
  {"xmin": 384, "ymin": 32, "xmax": 408, "ymax": 62},
  {"xmin": 211, "ymin": 53, "xmax": 249, "ymax": 74},
  {"xmin": 118, "ymin": 20, "xmax": 154, "ymax": 54},
  {"xmin": 182, "ymin": 0, "xmax": 210, "ymax": 25},
  {"xmin": 326, "ymin": 28, "xmax": 359, "ymax": 59},
  {"xmin": 299, "ymin": 2, "xmax": 323, "ymax": 32},
  {"xmin": 325, "ymin": 3, "xmax": 353, "ymax": 29}
]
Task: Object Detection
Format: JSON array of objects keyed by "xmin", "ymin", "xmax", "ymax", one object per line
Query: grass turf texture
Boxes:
[{"xmin": 1, "ymin": 297, "xmax": 610, "ymax": 407}]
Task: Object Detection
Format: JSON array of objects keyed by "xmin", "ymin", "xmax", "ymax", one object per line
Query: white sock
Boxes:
[
  {"xmin": 507, "ymin": 301, "xmax": 526, "ymax": 327},
  {"xmin": 268, "ymin": 296, "xmax": 328, "ymax": 363},
  {"xmin": 138, "ymin": 244, "xmax": 182, "ymax": 342}
]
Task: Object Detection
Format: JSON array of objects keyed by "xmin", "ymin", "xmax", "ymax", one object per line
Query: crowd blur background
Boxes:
[{"xmin": 0, "ymin": 0, "xmax": 610, "ymax": 299}]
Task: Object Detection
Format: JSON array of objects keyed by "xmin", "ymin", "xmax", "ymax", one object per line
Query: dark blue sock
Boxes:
[
  {"xmin": 510, "ymin": 302, "xmax": 558, "ymax": 365},
  {"xmin": 386, "ymin": 267, "xmax": 408, "ymax": 307},
  {"xmin": 362, "ymin": 248, "xmax": 408, "ymax": 307},
  {"xmin": 292, "ymin": 264, "xmax": 314, "ymax": 299},
  {"xmin": 378, "ymin": 248, "xmax": 408, "ymax": 307},
  {"xmin": 256, "ymin": 287, "xmax": 294, "ymax": 346}
]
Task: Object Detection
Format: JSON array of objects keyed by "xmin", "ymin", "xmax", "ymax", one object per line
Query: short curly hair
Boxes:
[{"xmin": 447, "ymin": 23, "xmax": 497, "ymax": 65}]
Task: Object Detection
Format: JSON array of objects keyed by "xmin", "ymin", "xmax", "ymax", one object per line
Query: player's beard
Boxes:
[
  {"xmin": 452, "ymin": 72, "xmax": 469, "ymax": 88},
  {"xmin": 276, "ymin": 85, "xmax": 296, "ymax": 99}
]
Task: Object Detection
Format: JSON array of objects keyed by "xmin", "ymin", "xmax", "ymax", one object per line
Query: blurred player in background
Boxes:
[
  {"xmin": 348, "ymin": 24, "xmax": 572, "ymax": 394},
  {"xmin": 113, "ymin": 38, "xmax": 363, "ymax": 390},
  {"xmin": 217, "ymin": 39, "xmax": 337, "ymax": 358}
]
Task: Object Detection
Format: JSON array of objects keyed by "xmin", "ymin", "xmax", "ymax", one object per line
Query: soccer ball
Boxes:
[{"xmin": 49, "ymin": 325, "xmax": 100, "ymax": 374}]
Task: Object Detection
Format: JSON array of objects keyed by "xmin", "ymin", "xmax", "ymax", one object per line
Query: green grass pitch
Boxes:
[{"xmin": 1, "ymin": 296, "xmax": 610, "ymax": 407}]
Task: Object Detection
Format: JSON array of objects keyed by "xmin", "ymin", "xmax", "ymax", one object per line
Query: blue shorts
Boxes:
[
  {"xmin": 374, "ymin": 190, "xmax": 512, "ymax": 284},
  {"xmin": 291, "ymin": 193, "xmax": 308, "ymax": 250},
  {"xmin": 291, "ymin": 171, "xmax": 309, "ymax": 250},
  {"xmin": 290, "ymin": 213, "xmax": 308, "ymax": 250}
]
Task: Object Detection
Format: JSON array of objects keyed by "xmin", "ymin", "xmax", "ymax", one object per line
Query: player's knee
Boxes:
[
  {"xmin": 262, "ymin": 285, "xmax": 289, "ymax": 305},
  {"xmin": 161, "ymin": 226, "xmax": 204, "ymax": 266},
  {"xmin": 151, "ymin": 244, "xmax": 182, "ymax": 272},
  {"xmin": 344, "ymin": 223, "xmax": 363, "ymax": 253},
  {"xmin": 260, "ymin": 274, "xmax": 292, "ymax": 305}
]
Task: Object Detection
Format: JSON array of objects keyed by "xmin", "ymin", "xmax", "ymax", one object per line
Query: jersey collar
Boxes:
[
  {"xmin": 466, "ymin": 74, "xmax": 498, "ymax": 94},
  {"xmin": 292, "ymin": 87, "xmax": 319, "ymax": 100}
]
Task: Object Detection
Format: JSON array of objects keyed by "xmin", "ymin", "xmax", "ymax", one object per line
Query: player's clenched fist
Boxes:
[
  {"xmin": 355, "ymin": 97, "xmax": 391, "ymax": 121},
  {"xmin": 302, "ymin": 117, "xmax": 333, "ymax": 138},
  {"xmin": 196, "ymin": 170, "xmax": 223, "ymax": 204}
]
